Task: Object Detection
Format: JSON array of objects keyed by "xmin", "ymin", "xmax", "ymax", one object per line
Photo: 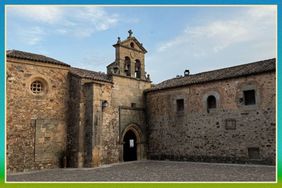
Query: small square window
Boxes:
[
  {"xmin": 225, "ymin": 119, "xmax": 236, "ymax": 130},
  {"xmin": 131, "ymin": 103, "xmax": 136, "ymax": 108},
  {"xmin": 243, "ymin": 90, "xmax": 256, "ymax": 105},
  {"xmin": 176, "ymin": 99, "xmax": 184, "ymax": 112},
  {"xmin": 248, "ymin": 147, "xmax": 260, "ymax": 159}
]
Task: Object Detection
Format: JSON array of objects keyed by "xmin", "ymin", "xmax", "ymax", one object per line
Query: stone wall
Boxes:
[
  {"xmin": 91, "ymin": 81, "xmax": 119, "ymax": 166},
  {"xmin": 145, "ymin": 72, "xmax": 276, "ymax": 164},
  {"xmin": 119, "ymin": 107, "xmax": 147, "ymax": 160},
  {"xmin": 66, "ymin": 75, "xmax": 81, "ymax": 167},
  {"xmin": 108, "ymin": 37, "xmax": 147, "ymax": 80},
  {"xmin": 67, "ymin": 76, "xmax": 120, "ymax": 167},
  {"xmin": 117, "ymin": 40, "xmax": 146, "ymax": 79},
  {"xmin": 6, "ymin": 58, "xmax": 69, "ymax": 172},
  {"xmin": 111, "ymin": 75, "xmax": 151, "ymax": 160},
  {"xmin": 112, "ymin": 75, "xmax": 151, "ymax": 108}
]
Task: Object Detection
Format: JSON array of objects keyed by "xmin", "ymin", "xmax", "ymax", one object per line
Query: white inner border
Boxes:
[{"xmin": 4, "ymin": 4, "xmax": 278, "ymax": 184}]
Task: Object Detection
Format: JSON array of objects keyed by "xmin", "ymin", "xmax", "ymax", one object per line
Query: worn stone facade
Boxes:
[
  {"xmin": 6, "ymin": 57, "xmax": 70, "ymax": 172},
  {"xmin": 111, "ymin": 76, "xmax": 151, "ymax": 161},
  {"xmin": 145, "ymin": 68, "xmax": 276, "ymax": 164},
  {"xmin": 6, "ymin": 31, "xmax": 276, "ymax": 173},
  {"xmin": 67, "ymin": 75, "xmax": 119, "ymax": 168},
  {"xmin": 6, "ymin": 31, "xmax": 151, "ymax": 173}
]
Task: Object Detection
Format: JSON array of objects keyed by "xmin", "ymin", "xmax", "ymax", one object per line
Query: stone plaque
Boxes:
[{"xmin": 225, "ymin": 119, "xmax": 236, "ymax": 130}]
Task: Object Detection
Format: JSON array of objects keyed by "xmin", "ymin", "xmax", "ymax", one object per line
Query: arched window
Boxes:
[
  {"xmin": 207, "ymin": 95, "xmax": 216, "ymax": 111},
  {"xmin": 135, "ymin": 59, "xmax": 141, "ymax": 78},
  {"xmin": 124, "ymin": 56, "xmax": 131, "ymax": 76}
]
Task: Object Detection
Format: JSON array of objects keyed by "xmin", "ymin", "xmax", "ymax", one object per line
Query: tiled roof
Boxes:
[
  {"xmin": 70, "ymin": 67, "xmax": 112, "ymax": 83},
  {"xmin": 6, "ymin": 50, "xmax": 70, "ymax": 67},
  {"xmin": 146, "ymin": 58, "xmax": 276, "ymax": 92}
]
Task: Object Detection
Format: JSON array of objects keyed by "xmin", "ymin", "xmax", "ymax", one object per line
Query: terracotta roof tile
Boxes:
[
  {"xmin": 70, "ymin": 67, "xmax": 112, "ymax": 83},
  {"xmin": 6, "ymin": 50, "xmax": 70, "ymax": 67}
]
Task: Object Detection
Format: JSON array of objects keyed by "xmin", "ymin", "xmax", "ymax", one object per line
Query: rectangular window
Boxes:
[
  {"xmin": 131, "ymin": 103, "xmax": 136, "ymax": 108},
  {"xmin": 248, "ymin": 147, "xmax": 260, "ymax": 159},
  {"xmin": 176, "ymin": 99, "xmax": 184, "ymax": 112},
  {"xmin": 244, "ymin": 90, "xmax": 256, "ymax": 105}
]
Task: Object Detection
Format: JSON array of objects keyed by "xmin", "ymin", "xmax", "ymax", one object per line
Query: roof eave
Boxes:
[{"xmin": 145, "ymin": 69, "xmax": 276, "ymax": 93}]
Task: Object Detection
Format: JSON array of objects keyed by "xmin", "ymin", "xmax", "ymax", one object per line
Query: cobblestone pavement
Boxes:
[{"xmin": 7, "ymin": 160, "xmax": 276, "ymax": 182}]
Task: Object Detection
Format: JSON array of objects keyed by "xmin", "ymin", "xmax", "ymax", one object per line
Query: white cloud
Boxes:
[
  {"xmin": 76, "ymin": 7, "xmax": 119, "ymax": 31},
  {"xmin": 147, "ymin": 6, "xmax": 276, "ymax": 83},
  {"xmin": 57, "ymin": 7, "xmax": 120, "ymax": 38},
  {"xmin": 247, "ymin": 6, "xmax": 276, "ymax": 20},
  {"xmin": 157, "ymin": 7, "xmax": 275, "ymax": 54},
  {"xmin": 7, "ymin": 6, "xmax": 120, "ymax": 40},
  {"xmin": 18, "ymin": 26, "xmax": 45, "ymax": 45},
  {"xmin": 9, "ymin": 6, "xmax": 63, "ymax": 24}
]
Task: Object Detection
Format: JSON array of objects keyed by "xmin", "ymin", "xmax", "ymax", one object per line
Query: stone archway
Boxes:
[
  {"xmin": 121, "ymin": 124, "xmax": 142, "ymax": 162},
  {"xmin": 123, "ymin": 130, "xmax": 137, "ymax": 161}
]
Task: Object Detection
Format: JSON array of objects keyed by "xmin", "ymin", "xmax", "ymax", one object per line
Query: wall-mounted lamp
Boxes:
[{"xmin": 102, "ymin": 100, "xmax": 108, "ymax": 109}]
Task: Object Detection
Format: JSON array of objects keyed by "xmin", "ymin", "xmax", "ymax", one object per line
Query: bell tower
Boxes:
[{"xmin": 107, "ymin": 30, "xmax": 149, "ymax": 80}]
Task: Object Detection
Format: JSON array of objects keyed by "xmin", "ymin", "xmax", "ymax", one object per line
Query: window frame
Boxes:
[
  {"xmin": 248, "ymin": 147, "xmax": 260, "ymax": 160},
  {"xmin": 243, "ymin": 89, "xmax": 256, "ymax": 106},
  {"xmin": 238, "ymin": 83, "xmax": 259, "ymax": 109},
  {"xmin": 28, "ymin": 77, "xmax": 48, "ymax": 96},
  {"xmin": 225, "ymin": 119, "xmax": 236, "ymax": 130},
  {"xmin": 176, "ymin": 99, "xmax": 185, "ymax": 112},
  {"xmin": 30, "ymin": 80, "xmax": 44, "ymax": 94},
  {"xmin": 207, "ymin": 95, "xmax": 217, "ymax": 111},
  {"xmin": 203, "ymin": 91, "xmax": 220, "ymax": 113}
]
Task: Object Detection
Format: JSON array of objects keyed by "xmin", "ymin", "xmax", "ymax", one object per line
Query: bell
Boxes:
[{"xmin": 113, "ymin": 66, "xmax": 119, "ymax": 74}]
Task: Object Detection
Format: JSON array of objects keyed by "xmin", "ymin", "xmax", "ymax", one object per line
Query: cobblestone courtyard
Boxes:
[{"xmin": 7, "ymin": 160, "xmax": 276, "ymax": 182}]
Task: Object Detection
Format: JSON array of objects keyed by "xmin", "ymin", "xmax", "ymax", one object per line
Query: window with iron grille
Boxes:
[
  {"xmin": 225, "ymin": 119, "xmax": 236, "ymax": 130},
  {"xmin": 30, "ymin": 80, "xmax": 44, "ymax": 94},
  {"xmin": 244, "ymin": 90, "xmax": 256, "ymax": 105}
]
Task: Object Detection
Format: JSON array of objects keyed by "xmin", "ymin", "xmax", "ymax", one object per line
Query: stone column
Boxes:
[{"xmin": 77, "ymin": 89, "xmax": 85, "ymax": 168}]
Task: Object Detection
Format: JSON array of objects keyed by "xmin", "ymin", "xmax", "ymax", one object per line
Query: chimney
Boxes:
[{"xmin": 184, "ymin": 69, "xmax": 190, "ymax": 76}]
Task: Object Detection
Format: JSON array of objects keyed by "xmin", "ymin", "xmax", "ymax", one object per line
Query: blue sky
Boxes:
[{"xmin": 6, "ymin": 5, "xmax": 276, "ymax": 83}]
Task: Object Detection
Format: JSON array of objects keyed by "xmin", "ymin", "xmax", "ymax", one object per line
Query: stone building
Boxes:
[
  {"xmin": 6, "ymin": 31, "xmax": 276, "ymax": 173},
  {"xmin": 145, "ymin": 59, "xmax": 276, "ymax": 164}
]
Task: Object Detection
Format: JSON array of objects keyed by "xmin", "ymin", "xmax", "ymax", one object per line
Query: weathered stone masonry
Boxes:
[
  {"xmin": 6, "ymin": 31, "xmax": 276, "ymax": 173},
  {"xmin": 111, "ymin": 75, "xmax": 151, "ymax": 161},
  {"xmin": 6, "ymin": 31, "xmax": 151, "ymax": 172},
  {"xmin": 6, "ymin": 57, "xmax": 70, "ymax": 172},
  {"xmin": 145, "ymin": 61, "xmax": 276, "ymax": 164}
]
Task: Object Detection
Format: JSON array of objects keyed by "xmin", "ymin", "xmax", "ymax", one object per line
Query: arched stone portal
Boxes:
[{"xmin": 121, "ymin": 124, "xmax": 142, "ymax": 162}]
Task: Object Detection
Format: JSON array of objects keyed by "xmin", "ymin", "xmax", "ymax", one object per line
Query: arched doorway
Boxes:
[{"xmin": 123, "ymin": 130, "xmax": 137, "ymax": 161}]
